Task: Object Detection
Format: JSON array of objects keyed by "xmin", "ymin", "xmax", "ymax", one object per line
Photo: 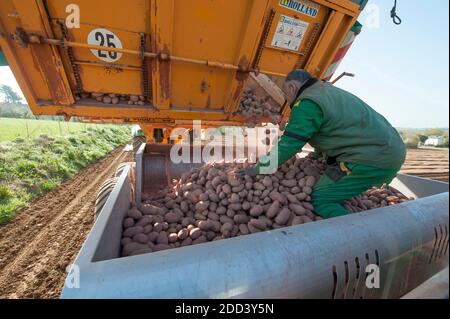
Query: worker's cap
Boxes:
[{"xmin": 285, "ymin": 69, "xmax": 313, "ymax": 85}]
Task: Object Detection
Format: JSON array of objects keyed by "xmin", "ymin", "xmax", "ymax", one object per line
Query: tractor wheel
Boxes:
[
  {"xmin": 115, "ymin": 162, "xmax": 135, "ymax": 177},
  {"xmin": 94, "ymin": 177, "xmax": 118, "ymax": 220}
]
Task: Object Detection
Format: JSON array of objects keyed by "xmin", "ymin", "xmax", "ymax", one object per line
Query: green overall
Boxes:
[{"xmin": 256, "ymin": 80, "xmax": 406, "ymax": 218}]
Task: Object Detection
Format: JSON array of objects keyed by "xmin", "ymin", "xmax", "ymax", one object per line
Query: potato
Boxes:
[
  {"xmin": 121, "ymin": 237, "xmax": 132, "ymax": 246},
  {"xmin": 275, "ymin": 208, "xmax": 291, "ymax": 225},
  {"xmin": 266, "ymin": 200, "xmax": 280, "ymax": 218},
  {"xmin": 206, "ymin": 231, "xmax": 216, "ymax": 241},
  {"xmin": 216, "ymin": 206, "xmax": 227, "ymax": 215},
  {"xmin": 165, "ymin": 212, "xmax": 180, "ymax": 223},
  {"xmin": 123, "ymin": 226, "xmax": 144, "ymax": 238},
  {"xmin": 305, "ymin": 176, "xmax": 316, "ymax": 187},
  {"xmin": 247, "ymin": 223, "xmax": 261, "ymax": 234},
  {"xmin": 298, "ymin": 178, "xmax": 306, "ymax": 188},
  {"xmin": 141, "ymin": 204, "xmax": 164, "ymax": 216},
  {"xmin": 177, "ymin": 228, "xmax": 189, "ymax": 240},
  {"xmin": 242, "ymin": 201, "xmax": 251, "ymax": 211},
  {"xmin": 133, "ymin": 233, "xmax": 149, "ymax": 244},
  {"xmin": 207, "ymin": 212, "xmax": 220, "ymax": 221},
  {"xmin": 301, "ymin": 216, "xmax": 313, "ymax": 223},
  {"xmin": 123, "ymin": 242, "xmax": 148, "ymax": 256},
  {"xmin": 156, "ymin": 231, "xmax": 169, "ymax": 245},
  {"xmin": 127, "ymin": 208, "xmax": 142, "ymax": 219},
  {"xmin": 262, "ymin": 176, "xmax": 272, "ymax": 187},
  {"xmin": 285, "ymin": 193, "xmax": 299, "ymax": 204},
  {"xmin": 222, "ymin": 184, "xmax": 231, "ymax": 194},
  {"xmin": 253, "ymin": 182, "xmax": 265, "ymax": 191},
  {"xmin": 123, "ymin": 217, "xmax": 135, "ymax": 228},
  {"xmin": 228, "ymin": 176, "xmax": 241, "ymax": 187},
  {"xmin": 168, "ymin": 233, "xmax": 178, "ymax": 243},
  {"xmin": 194, "ymin": 213, "xmax": 207, "ymax": 220},
  {"xmin": 220, "ymin": 222, "xmax": 233, "ymax": 234},
  {"xmin": 189, "ymin": 227, "xmax": 202, "ymax": 239},
  {"xmin": 192, "ymin": 235, "xmax": 207, "ymax": 245},
  {"xmin": 232, "ymin": 184, "xmax": 245, "ymax": 193},
  {"xmin": 289, "ymin": 203, "xmax": 306, "ymax": 215},
  {"xmin": 195, "ymin": 201, "xmax": 210, "ymax": 212},
  {"xmin": 249, "ymin": 218, "xmax": 266, "ymax": 230},
  {"xmin": 234, "ymin": 214, "xmax": 249, "ymax": 224},
  {"xmin": 239, "ymin": 224, "xmax": 250, "ymax": 235},
  {"xmin": 181, "ymin": 237, "xmax": 193, "ymax": 246},
  {"xmin": 220, "ymin": 215, "xmax": 234, "ymax": 224},
  {"xmin": 269, "ymin": 191, "xmax": 287, "ymax": 205},
  {"xmin": 259, "ymin": 216, "xmax": 272, "ymax": 228},
  {"xmin": 249, "ymin": 205, "xmax": 264, "ymax": 217},
  {"xmin": 281, "ymin": 179, "xmax": 297, "ymax": 188},
  {"xmin": 208, "ymin": 193, "xmax": 220, "ymax": 202},
  {"xmin": 302, "ymin": 186, "xmax": 312, "ymax": 195},
  {"xmin": 302, "ymin": 202, "xmax": 314, "ymax": 211},
  {"xmin": 211, "ymin": 176, "xmax": 222, "ymax": 187},
  {"xmin": 229, "ymin": 203, "xmax": 242, "ymax": 211},
  {"xmin": 210, "ymin": 220, "xmax": 221, "ymax": 232},
  {"xmin": 136, "ymin": 216, "xmax": 153, "ymax": 227},
  {"xmin": 198, "ymin": 220, "xmax": 213, "ymax": 231},
  {"xmin": 291, "ymin": 216, "xmax": 303, "ymax": 225}
]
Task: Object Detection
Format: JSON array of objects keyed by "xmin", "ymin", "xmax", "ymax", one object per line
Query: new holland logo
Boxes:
[{"xmin": 279, "ymin": 0, "xmax": 320, "ymax": 18}]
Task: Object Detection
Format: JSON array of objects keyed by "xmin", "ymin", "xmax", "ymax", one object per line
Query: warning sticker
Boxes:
[{"xmin": 271, "ymin": 15, "xmax": 309, "ymax": 52}]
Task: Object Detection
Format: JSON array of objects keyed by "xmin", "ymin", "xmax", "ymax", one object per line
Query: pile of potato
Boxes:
[
  {"xmin": 343, "ymin": 185, "xmax": 413, "ymax": 213},
  {"xmin": 238, "ymin": 88, "xmax": 283, "ymax": 126},
  {"xmin": 75, "ymin": 92, "xmax": 147, "ymax": 105},
  {"xmin": 120, "ymin": 154, "xmax": 412, "ymax": 257}
]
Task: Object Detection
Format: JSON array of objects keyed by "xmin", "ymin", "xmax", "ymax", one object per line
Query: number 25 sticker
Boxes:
[{"xmin": 87, "ymin": 28, "xmax": 122, "ymax": 62}]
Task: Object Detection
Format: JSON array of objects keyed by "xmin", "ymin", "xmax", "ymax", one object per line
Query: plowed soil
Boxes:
[
  {"xmin": 401, "ymin": 148, "xmax": 449, "ymax": 182},
  {"xmin": 0, "ymin": 145, "xmax": 134, "ymax": 298}
]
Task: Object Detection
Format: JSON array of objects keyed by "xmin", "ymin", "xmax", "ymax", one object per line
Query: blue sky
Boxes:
[
  {"xmin": 0, "ymin": 0, "xmax": 449, "ymax": 128},
  {"xmin": 334, "ymin": 0, "xmax": 449, "ymax": 128}
]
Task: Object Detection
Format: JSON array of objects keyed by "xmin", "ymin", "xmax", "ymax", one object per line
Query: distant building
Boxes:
[{"xmin": 424, "ymin": 136, "xmax": 445, "ymax": 146}]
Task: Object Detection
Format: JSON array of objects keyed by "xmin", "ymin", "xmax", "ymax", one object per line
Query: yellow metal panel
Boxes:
[{"xmin": 13, "ymin": 0, "xmax": 74, "ymax": 105}]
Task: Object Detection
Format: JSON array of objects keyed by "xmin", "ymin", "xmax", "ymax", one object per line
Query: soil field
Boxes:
[
  {"xmin": 0, "ymin": 143, "xmax": 136, "ymax": 298},
  {"xmin": 401, "ymin": 148, "xmax": 449, "ymax": 182}
]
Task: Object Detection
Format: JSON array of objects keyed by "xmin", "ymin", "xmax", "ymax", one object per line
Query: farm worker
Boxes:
[{"xmin": 236, "ymin": 69, "xmax": 406, "ymax": 219}]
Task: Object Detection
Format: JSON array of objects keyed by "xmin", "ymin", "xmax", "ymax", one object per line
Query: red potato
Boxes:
[
  {"xmin": 249, "ymin": 205, "xmax": 264, "ymax": 217},
  {"xmin": 269, "ymin": 191, "xmax": 287, "ymax": 205},
  {"xmin": 189, "ymin": 227, "xmax": 202, "ymax": 240},
  {"xmin": 127, "ymin": 208, "xmax": 142, "ymax": 219},
  {"xmin": 123, "ymin": 226, "xmax": 144, "ymax": 238},
  {"xmin": 123, "ymin": 217, "xmax": 135, "ymax": 228},
  {"xmin": 275, "ymin": 208, "xmax": 291, "ymax": 225}
]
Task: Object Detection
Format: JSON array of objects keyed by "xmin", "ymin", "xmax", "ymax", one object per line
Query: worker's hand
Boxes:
[{"xmin": 235, "ymin": 167, "xmax": 257, "ymax": 178}]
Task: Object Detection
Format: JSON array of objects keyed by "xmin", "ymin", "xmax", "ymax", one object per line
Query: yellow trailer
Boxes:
[{"xmin": 0, "ymin": 0, "xmax": 365, "ymax": 139}]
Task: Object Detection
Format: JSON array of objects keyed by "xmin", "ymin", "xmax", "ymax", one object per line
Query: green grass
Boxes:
[
  {"xmin": 0, "ymin": 117, "xmax": 97, "ymax": 142},
  {"xmin": 0, "ymin": 122, "xmax": 131, "ymax": 223}
]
